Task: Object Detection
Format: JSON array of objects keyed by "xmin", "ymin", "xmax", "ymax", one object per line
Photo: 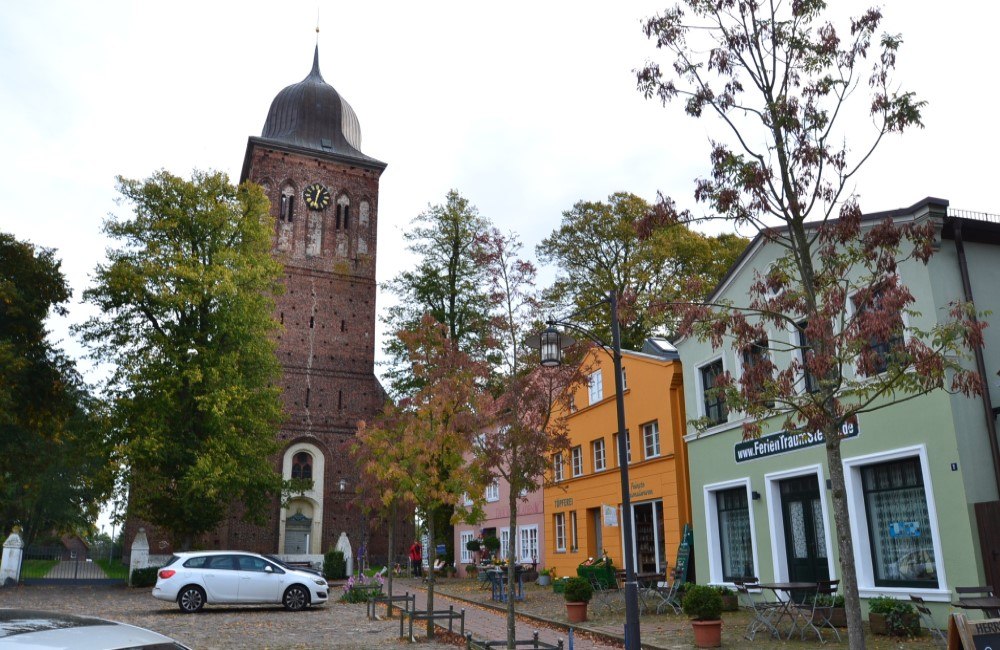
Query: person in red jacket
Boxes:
[{"xmin": 408, "ymin": 540, "xmax": 422, "ymax": 577}]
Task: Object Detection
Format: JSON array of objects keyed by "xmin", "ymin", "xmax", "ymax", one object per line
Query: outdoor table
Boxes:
[
  {"xmin": 954, "ymin": 597, "xmax": 1000, "ymax": 618},
  {"xmin": 486, "ymin": 567, "xmax": 524, "ymax": 603},
  {"xmin": 758, "ymin": 582, "xmax": 820, "ymax": 638},
  {"xmin": 625, "ymin": 571, "xmax": 667, "ymax": 614}
]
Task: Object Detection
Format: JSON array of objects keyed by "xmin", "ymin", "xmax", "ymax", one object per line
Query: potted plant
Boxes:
[
  {"xmin": 563, "ymin": 576, "xmax": 593, "ymax": 623},
  {"xmin": 815, "ymin": 593, "xmax": 846, "ymax": 627},
  {"xmin": 868, "ymin": 596, "xmax": 919, "ymax": 636},
  {"xmin": 537, "ymin": 567, "xmax": 556, "ymax": 587},
  {"xmin": 683, "ymin": 584, "xmax": 724, "ymax": 648},
  {"xmin": 712, "ymin": 585, "xmax": 739, "ymax": 612},
  {"xmin": 465, "ymin": 538, "xmax": 482, "ymax": 563},
  {"xmin": 465, "ymin": 563, "xmax": 479, "ymax": 579},
  {"xmin": 482, "ymin": 535, "xmax": 500, "ymax": 562}
]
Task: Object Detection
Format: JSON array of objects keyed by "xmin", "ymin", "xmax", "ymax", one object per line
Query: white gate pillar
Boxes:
[
  {"xmin": 129, "ymin": 528, "xmax": 150, "ymax": 586},
  {"xmin": 0, "ymin": 527, "xmax": 24, "ymax": 586}
]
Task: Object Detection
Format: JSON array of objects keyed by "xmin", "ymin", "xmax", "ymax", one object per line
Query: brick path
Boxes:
[{"xmin": 392, "ymin": 585, "xmax": 623, "ymax": 649}]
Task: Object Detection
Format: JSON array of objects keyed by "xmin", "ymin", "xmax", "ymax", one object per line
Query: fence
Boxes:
[{"xmin": 465, "ymin": 631, "xmax": 565, "ymax": 650}]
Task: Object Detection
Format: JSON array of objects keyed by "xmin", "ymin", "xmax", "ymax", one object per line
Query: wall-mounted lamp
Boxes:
[{"xmin": 751, "ymin": 490, "xmax": 761, "ymax": 501}]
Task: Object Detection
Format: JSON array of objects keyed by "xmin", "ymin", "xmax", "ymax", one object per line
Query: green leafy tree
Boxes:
[
  {"xmin": 637, "ymin": 2, "xmax": 983, "ymax": 647},
  {"xmin": 76, "ymin": 169, "xmax": 288, "ymax": 549},
  {"xmin": 0, "ymin": 233, "xmax": 114, "ymax": 544},
  {"xmin": 356, "ymin": 314, "xmax": 488, "ymax": 637},
  {"xmin": 537, "ymin": 192, "xmax": 746, "ymax": 348},
  {"xmin": 475, "ymin": 229, "xmax": 582, "ymax": 647},
  {"xmin": 383, "ymin": 190, "xmax": 493, "ymax": 397}
]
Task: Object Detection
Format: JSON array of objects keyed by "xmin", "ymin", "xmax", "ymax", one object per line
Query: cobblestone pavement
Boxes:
[{"xmin": 0, "ymin": 584, "xmax": 455, "ymax": 649}]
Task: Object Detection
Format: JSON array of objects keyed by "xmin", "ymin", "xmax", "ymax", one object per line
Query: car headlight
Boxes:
[{"xmin": 314, "ymin": 579, "xmax": 327, "ymax": 586}]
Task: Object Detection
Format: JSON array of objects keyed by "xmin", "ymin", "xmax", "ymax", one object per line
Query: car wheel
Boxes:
[
  {"xmin": 283, "ymin": 584, "xmax": 309, "ymax": 611},
  {"xmin": 178, "ymin": 585, "xmax": 206, "ymax": 613}
]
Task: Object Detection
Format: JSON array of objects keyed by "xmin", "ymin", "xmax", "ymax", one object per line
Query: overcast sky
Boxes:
[{"xmin": 2, "ymin": 0, "xmax": 998, "ymax": 385}]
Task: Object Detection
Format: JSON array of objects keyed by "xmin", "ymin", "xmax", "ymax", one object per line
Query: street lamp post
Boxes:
[{"xmin": 533, "ymin": 291, "xmax": 641, "ymax": 650}]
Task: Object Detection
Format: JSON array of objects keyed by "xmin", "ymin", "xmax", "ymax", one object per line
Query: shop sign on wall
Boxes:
[
  {"xmin": 734, "ymin": 416, "xmax": 859, "ymax": 463},
  {"xmin": 602, "ymin": 504, "xmax": 618, "ymax": 527}
]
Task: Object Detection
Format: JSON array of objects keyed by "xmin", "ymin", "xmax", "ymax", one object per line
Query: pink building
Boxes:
[{"xmin": 454, "ymin": 475, "xmax": 545, "ymax": 578}]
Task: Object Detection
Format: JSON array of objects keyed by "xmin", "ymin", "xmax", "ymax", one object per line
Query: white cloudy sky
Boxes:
[{"xmin": 2, "ymin": 0, "xmax": 998, "ymax": 383}]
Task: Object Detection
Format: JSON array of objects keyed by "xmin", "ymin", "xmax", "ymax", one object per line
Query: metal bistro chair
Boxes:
[
  {"xmin": 589, "ymin": 570, "xmax": 623, "ymax": 613},
  {"xmin": 910, "ymin": 595, "xmax": 946, "ymax": 647},
  {"xmin": 652, "ymin": 566, "xmax": 683, "ymax": 614},
  {"xmin": 734, "ymin": 577, "xmax": 782, "ymax": 641},
  {"xmin": 791, "ymin": 580, "xmax": 841, "ymax": 643}
]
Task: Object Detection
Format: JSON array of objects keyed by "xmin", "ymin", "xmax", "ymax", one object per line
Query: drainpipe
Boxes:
[{"xmin": 953, "ymin": 219, "xmax": 1000, "ymax": 498}]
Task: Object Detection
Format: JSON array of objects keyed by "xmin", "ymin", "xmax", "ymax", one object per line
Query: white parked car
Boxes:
[
  {"xmin": 152, "ymin": 551, "xmax": 328, "ymax": 613},
  {"xmin": 0, "ymin": 609, "xmax": 189, "ymax": 649}
]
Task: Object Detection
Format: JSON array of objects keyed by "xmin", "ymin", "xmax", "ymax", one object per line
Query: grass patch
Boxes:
[
  {"xmin": 95, "ymin": 559, "xmax": 128, "ymax": 579},
  {"xmin": 21, "ymin": 559, "xmax": 58, "ymax": 579}
]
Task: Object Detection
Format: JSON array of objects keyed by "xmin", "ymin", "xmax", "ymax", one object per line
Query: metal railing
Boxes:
[{"xmin": 949, "ymin": 208, "xmax": 1000, "ymax": 223}]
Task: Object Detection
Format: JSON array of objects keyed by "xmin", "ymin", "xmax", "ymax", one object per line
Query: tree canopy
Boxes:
[
  {"xmin": 0, "ymin": 233, "xmax": 115, "ymax": 544},
  {"xmin": 637, "ymin": 2, "xmax": 982, "ymax": 647},
  {"xmin": 76, "ymin": 169, "xmax": 287, "ymax": 548},
  {"xmin": 382, "ymin": 190, "xmax": 494, "ymax": 397},
  {"xmin": 537, "ymin": 191, "xmax": 746, "ymax": 349}
]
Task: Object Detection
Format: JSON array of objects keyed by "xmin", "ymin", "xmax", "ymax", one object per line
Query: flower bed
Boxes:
[{"xmin": 340, "ymin": 573, "xmax": 384, "ymax": 603}]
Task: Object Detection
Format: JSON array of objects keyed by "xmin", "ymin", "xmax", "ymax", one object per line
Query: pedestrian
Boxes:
[{"xmin": 409, "ymin": 539, "xmax": 422, "ymax": 577}]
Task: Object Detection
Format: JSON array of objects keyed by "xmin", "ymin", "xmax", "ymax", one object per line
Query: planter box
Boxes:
[
  {"xmin": 576, "ymin": 563, "xmax": 615, "ymax": 589},
  {"xmin": 869, "ymin": 611, "xmax": 919, "ymax": 636},
  {"xmin": 828, "ymin": 607, "xmax": 846, "ymax": 627},
  {"xmin": 721, "ymin": 594, "xmax": 739, "ymax": 612}
]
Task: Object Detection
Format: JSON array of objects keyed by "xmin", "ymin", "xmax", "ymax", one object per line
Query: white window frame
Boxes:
[
  {"xmin": 613, "ymin": 432, "xmax": 631, "ymax": 465},
  {"xmin": 642, "ymin": 421, "xmax": 660, "ymax": 459},
  {"xmin": 588, "ymin": 370, "xmax": 603, "ymax": 405},
  {"xmin": 485, "ymin": 479, "xmax": 500, "ymax": 502},
  {"xmin": 571, "ymin": 446, "xmax": 583, "ymax": 477},
  {"xmin": 592, "ymin": 439, "xmax": 606, "ymax": 472},
  {"xmin": 696, "ymin": 354, "xmax": 729, "ymax": 428},
  {"xmin": 842, "ymin": 444, "xmax": 949, "ymax": 601},
  {"xmin": 554, "ymin": 513, "xmax": 566, "ymax": 552},
  {"xmin": 553, "ymin": 453, "xmax": 564, "ymax": 482},
  {"xmin": 499, "ymin": 528, "xmax": 511, "ymax": 561},
  {"xmin": 703, "ymin": 477, "xmax": 760, "ymax": 586},
  {"xmin": 518, "ymin": 525, "xmax": 539, "ymax": 563},
  {"xmin": 460, "ymin": 531, "xmax": 475, "ymax": 564}
]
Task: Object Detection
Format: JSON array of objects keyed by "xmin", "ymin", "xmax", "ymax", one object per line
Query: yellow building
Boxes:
[{"xmin": 543, "ymin": 338, "xmax": 691, "ymax": 578}]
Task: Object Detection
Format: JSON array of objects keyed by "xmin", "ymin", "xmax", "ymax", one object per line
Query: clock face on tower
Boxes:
[{"xmin": 303, "ymin": 183, "xmax": 331, "ymax": 210}]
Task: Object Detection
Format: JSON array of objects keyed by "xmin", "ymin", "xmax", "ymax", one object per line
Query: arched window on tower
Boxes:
[
  {"xmin": 279, "ymin": 187, "xmax": 295, "ymax": 223},
  {"xmin": 291, "ymin": 451, "xmax": 313, "ymax": 480}
]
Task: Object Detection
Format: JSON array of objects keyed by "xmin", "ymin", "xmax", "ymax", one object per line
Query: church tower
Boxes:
[{"xmin": 237, "ymin": 46, "xmax": 390, "ymax": 557}]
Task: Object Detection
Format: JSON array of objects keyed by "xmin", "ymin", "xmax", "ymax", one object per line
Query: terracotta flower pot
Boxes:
[
  {"xmin": 692, "ymin": 620, "xmax": 723, "ymax": 648},
  {"xmin": 566, "ymin": 601, "xmax": 588, "ymax": 623}
]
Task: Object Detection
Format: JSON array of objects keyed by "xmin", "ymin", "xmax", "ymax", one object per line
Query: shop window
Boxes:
[
  {"xmin": 554, "ymin": 514, "xmax": 566, "ymax": 552},
  {"xmin": 862, "ymin": 457, "xmax": 937, "ymax": 587},
  {"xmin": 519, "ymin": 526, "xmax": 539, "ymax": 563},
  {"xmin": 699, "ymin": 358, "xmax": 728, "ymax": 425},
  {"xmin": 460, "ymin": 531, "xmax": 475, "ymax": 564},
  {"xmin": 716, "ymin": 486, "xmax": 754, "ymax": 582}
]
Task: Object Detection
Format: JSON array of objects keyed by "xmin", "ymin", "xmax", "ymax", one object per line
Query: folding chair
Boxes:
[
  {"xmin": 911, "ymin": 595, "xmax": 946, "ymax": 647},
  {"xmin": 588, "ymin": 571, "xmax": 623, "ymax": 613},
  {"xmin": 956, "ymin": 585, "xmax": 995, "ymax": 597},
  {"xmin": 651, "ymin": 567, "xmax": 683, "ymax": 614},
  {"xmin": 791, "ymin": 580, "xmax": 841, "ymax": 642},
  {"xmin": 734, "ymin": 577, "xmax": 782, "ymax": 640}
]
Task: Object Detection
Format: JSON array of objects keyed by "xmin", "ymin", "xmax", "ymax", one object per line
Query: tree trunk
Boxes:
[
  {"xmin": 386, "ymin": 499, "xmax": 396, "ymax": 618},
  {"xmin": 826, "ymin": 432, "xmax": 866, "ymax": 650},
  {"xmin": 426, "ymin": 514, "xmax": 436, "ymax": 638},
  {"xmin": 506, "ymin": 490, "xmax": 518, "ymax": 648}
]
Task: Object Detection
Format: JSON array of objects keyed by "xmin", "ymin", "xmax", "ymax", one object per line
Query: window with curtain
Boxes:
[
  {"xmin": 862, "ymin": 457, "xmax": 936, "ymax": 587},
  {"xmin": 554, "ymin": 514, "xmax": 566, "ymax": 551},
  {"xmin": 716, "ymin": 487, "xmax": 754, "ymax": 582}
]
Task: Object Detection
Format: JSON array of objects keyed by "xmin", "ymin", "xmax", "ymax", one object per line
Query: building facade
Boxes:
[
  {"xmin": 675, "ymin": 198, "xmax": 1000, "ymax": 622},
  {"xmin": 453, "ymin": 477, "xmax": 545, "ymax": 578},
  {"xmin": 542, "ymin": 339, "xmax": 691, "ymax": 579}
]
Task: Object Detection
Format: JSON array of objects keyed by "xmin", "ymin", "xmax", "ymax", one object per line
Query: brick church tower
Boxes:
[{"xmin": 230, "ymin": 45, "xmax": 396, "ymax": 559}]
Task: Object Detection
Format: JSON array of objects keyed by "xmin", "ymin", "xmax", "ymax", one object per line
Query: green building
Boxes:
[{"xmin": 675, "ymin": 198, "xmax": 1000, "ymax": 624}]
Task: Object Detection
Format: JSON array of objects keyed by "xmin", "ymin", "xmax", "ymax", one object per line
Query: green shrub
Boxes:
[
  {"xmin": 683, "ymin": 584, "xmax": 723, "ymax": 621},
  {"xmin": 563, "ymin": 576, "xmax": 593, "ymax": 603},
  {"xmin": 710, "ymin": 585, "xmax": 734, "ymax": 596},
  {"xmin": 130, "ymin": 566, "xmax": 161, "ymax": 588},
  {"xmin": 868, "ymin": 596, "xmax": 906, "ymax": 615},
  {"xmin": 324, "ymin": 550, "xmax": 346, "ymax": 580},
  {"xmin": 483, "ymin": 536, "xmax": 500, "ymax": 553},
  {"xmin": 466, "ymin": 539, "xmax": 481, "ymax": 552}
]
